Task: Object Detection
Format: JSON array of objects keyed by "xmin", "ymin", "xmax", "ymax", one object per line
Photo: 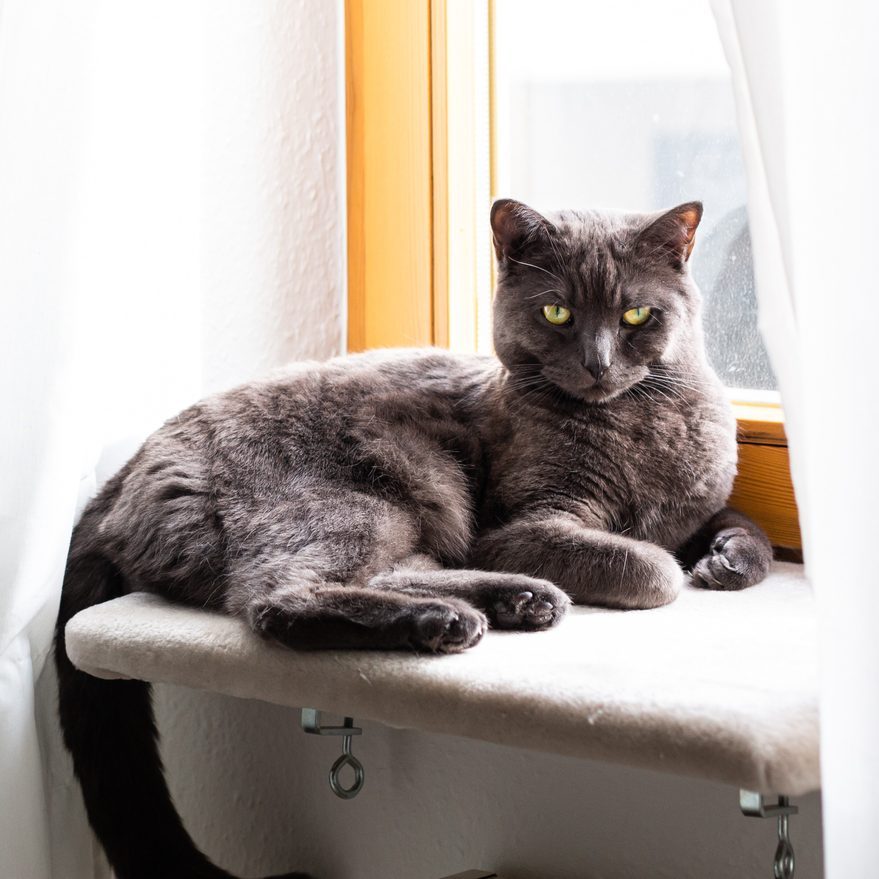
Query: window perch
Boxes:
[{"xmin": 64, "ymin": 561, "xmax": 818, "ymax": 870}]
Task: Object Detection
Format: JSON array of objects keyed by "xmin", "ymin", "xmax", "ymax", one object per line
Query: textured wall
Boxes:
[
  {"xmin": 160, "ymin": 689, "xmax": 823, "ymax": 879},
  {"xmin": 201, "ymin": 0, "xmax": 345, "ymax": 392}
]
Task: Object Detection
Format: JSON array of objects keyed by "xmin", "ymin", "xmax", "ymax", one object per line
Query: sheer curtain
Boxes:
[
  {"xmin": 711, "ymin": 1, "xmax": 879, "ymax": 876},
  {"xmin": 1, "ymin": 5, "xmax": 104, "ymax": 876},
  {"xmin": 0, "ymin": 2, "xmax": 343, "ymax": 877}
]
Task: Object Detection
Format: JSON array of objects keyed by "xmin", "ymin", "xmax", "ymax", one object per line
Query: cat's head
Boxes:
[{"xmin": 491, "ymin": 199, "xmax": 704, "ymax": 405}]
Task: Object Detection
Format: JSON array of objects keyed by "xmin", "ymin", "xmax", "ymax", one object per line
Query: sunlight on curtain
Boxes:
[
  {"xmin": 711, "ymin": 2, "xmax": 879, "ymax": 876},
  {"xmin": 1, "ymin": 5, "xmax": 105, "ymax": 876},
  {"xmin": 0, "ymin": 2, "xmax": 344, "ymax": 876}
]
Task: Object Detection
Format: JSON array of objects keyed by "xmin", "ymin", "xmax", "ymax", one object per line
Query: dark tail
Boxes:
[{"xmin": 55, "ymin": 543, "xmax": 308, "ymax": 879}]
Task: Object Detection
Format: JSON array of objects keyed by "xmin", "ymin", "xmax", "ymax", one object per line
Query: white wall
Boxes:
[
  {"xmin": 66, "ymin": 0, "xmax": 345, "ymax": 439},
  {"xmin": 201, "ymin": 0, "xmax": 346, "ymax": 391},
  {"xmin": 160, "ymin": 689, "xmax": 823, "ymax": 879}
]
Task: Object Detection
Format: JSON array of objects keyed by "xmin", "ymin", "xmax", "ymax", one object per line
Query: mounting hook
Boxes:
[
  {"xmin": 740, "ymin": 790, "xmax": 798, "ymax": 878},
  {"xmin": 301, "ymin": 708, "xmax": 365, "ymax": 799}
]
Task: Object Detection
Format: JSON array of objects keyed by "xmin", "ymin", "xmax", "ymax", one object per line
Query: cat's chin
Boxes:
[
  {"xmin": 576, "ymin": 386, "xmax": 627, "ymax": 405},
  {"xmin": 535, "ymin": 365, "xmax": 647, "ymax": 407},
  {"xmin": 544, "ymin": 381, "xmax": 630, "ymax": 407},
  {"xmin": 553, "ymin": 375, "xmax": 641, "ymax": 405}
]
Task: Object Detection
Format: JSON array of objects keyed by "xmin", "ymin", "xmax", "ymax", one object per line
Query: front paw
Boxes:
[
  {"xmin": 691, "ymin": 527, "xmax": 771, "ymax": 591},
  {"xmin": 621, "ymin": 544, "xmax": 684, "ymax": 609},
  {"xmin": 489, "ymin": 577, "xmax": 571, "ymax": 630}
]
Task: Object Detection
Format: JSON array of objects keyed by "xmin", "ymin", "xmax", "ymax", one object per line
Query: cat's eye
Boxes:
[
  {"xmin": 542, "ymin": 304, "xmax": 572, "ymax": 326},
  {"xmin": 622, "ymin": 306, "xmax": 652, "ymax": 326}
]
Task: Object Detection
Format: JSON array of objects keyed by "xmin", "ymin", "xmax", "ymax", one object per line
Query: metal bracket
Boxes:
[
  {"xmin": 438, "ymin": 873, "xmax": 499, "ymax": 879},
  {"xmin": 300, "ymin": 708, "xmax": 365, "ymax": 799},
  {"xmin": 740, "ymin": 790, "xmax": 798, "ymax": 878}
]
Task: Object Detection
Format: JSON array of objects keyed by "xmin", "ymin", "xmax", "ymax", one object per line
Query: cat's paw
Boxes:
[
  {"xmin": 407, "ymin": 598, "xmax": 487, "ymax": 653},
  {"xmin": 488, "ymin": 577, "xmax": 571, "ymax": 630},
  {"xmin": 691, "ymin": 527, "xmax": 771, "ymax": 591},
  {"xmin": 620, "ymin": 544, "xmax": 684, "ymax": 609}
]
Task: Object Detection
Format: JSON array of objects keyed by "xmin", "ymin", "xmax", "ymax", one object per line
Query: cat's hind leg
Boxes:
[
  {"xmin": 247, "ymin": 584, "xmax": 487, "ymax": 653},
  {"xmin": 368, "ymin": 555, "xmax": 570, "ymax": 631},
  {"xmin": 677, "ymin": 507, "xmax": 772, "ymax": 591},
  {"xmin": 225, "ymin": 495, "xmax": 486, "ymax": 652}
]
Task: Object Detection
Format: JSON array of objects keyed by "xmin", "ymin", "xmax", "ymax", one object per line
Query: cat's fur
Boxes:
[{"xmin": 55, "ymin": 199, "xmax": 772, "ymax": 879}]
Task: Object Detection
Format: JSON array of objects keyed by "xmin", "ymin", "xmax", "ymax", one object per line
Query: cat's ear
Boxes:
[
  {"xmin": 490, "ymin": 198, "xmax": 553, "ymax": 262},
  {"xmin": 638, "ymin": 201, "xmax": 703, "ymax": 268}
]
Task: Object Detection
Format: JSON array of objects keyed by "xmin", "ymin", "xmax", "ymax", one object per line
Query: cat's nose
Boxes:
[
  {"xmin": 584, "ymin": 359, "xmax": 610, "ymax": 383},
  {"xmin": 584, "ymin": 333, "xmax": 612, "ymax": 384}
]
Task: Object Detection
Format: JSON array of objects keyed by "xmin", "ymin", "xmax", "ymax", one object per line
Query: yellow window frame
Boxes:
[{"xmin": 344, "ymin": 0, "xmax": 801, "ymax": 550}]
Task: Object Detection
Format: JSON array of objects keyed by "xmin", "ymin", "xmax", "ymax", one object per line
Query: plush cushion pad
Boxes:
[{"xmin": 65, "ymin": 561, "xmax": 819, "ymax": 794}]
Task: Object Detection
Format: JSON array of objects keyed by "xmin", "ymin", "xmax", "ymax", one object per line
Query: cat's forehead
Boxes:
[
  {"xmin": 546, "ymin": 209, "xmax": 643, "ymax": 301},
  {"xmin": 549, "ymin": 208, "xmax": 639, "ymax": 250}
]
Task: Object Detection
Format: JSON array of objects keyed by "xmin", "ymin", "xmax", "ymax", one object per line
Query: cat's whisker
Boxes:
[
  {"xmin": 652, "ymin": 373, "xmax": 713, "ymax": 387},
  {"xmin": 634, "ymin": 381, "xmax": 681, "ymax": 406},
  {"xmin": 506, "ymin": 384, "xmax": 554, "ymax": 417},
  {"xmin": 651, "ymin": 365, "xmax": 716, "ymax": 385},
  {"xmin": 506, "ymin": 372, "xmax": 552, "ymax": 393},
  {"xmin": 504, "ymin": 376, "xmax": 569, "ymax": 419},
  {"xmin": 631, "ymin": 383, "xmax": 676, "ymax": 408},
  {"xmin": 650, "ymin": 373, "xmax": 704, "ymax": 385},
  {"xmin": 524, "ymin": 288, "xmax": 566, "ymax": 301},
  {"xmin": 643, "ymin": 382, "xmax": 688, "ymax": 404},
  {"xmin": 644, "ymin": 375, "xmax": 692, "ymax": 394},
  {"xmin": 506, "ymin": 255, "xmax": 565, "ymax": 284},
  {"xmin": 646, "ymin": 370, "xmax": 715, "ymax": 394},
  {"xmin": 647, "ymin": 380, "xmax": 702, "ymax": 399}
]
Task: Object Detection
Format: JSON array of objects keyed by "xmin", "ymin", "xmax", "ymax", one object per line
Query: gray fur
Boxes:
[{"xmin": 66, "ymin": 199, "xmax": 772, "ymax": 655}]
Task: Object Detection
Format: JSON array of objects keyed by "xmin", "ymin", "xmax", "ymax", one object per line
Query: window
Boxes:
[
  {"xmin": 345, "ymin": 0, "xmax": 800, "ymax": 550},
  {"xmin": 493, "ymin": 0, "xmax": 776, "ymax": 393}
]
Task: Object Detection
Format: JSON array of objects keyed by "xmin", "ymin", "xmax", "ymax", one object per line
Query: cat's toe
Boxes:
[
  {"xmin": 691, "ymin": 527, "xmax": 771, "ymax": 591},
  {"xmin": 409, "ymin": 600, "xmax": 487, "ymax": 653},
  {"xmin": 490, "ymin": 579, "xmax": 570, "ymax": 630}
]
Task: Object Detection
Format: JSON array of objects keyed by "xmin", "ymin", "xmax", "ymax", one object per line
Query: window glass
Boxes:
[{"xmin": 493, "ymin": 0, "xmax": 776, "ymax": 390}]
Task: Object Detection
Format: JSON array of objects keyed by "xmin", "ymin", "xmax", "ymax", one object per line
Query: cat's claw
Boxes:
[
  {"xmin": 691, "ymin": 527, "xmax": 771, "ymax": 591},
  {"xmin": 490, "ymin": 581, "xmax": 570, "ymax": 630},
  {"xmin": 408, "ymin": 599, "xmax": 487, "ymax": 653}
]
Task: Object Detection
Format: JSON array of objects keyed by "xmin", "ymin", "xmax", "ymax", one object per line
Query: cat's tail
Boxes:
[{"xmin": 55, "ymin": 538, "xmax": 309, "ymax": 879}]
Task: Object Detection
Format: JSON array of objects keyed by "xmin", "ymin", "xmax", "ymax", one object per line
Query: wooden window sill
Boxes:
[{"xmin": 731, "ymin": 400, "xmax": 800, "ymax": 551}]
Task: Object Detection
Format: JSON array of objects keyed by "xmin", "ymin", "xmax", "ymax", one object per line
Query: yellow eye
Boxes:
[
  {"xmin": 622, "ymin": 306, "xmax": 652, "ymax": 326},
  {"xmin": 542, "ymin": 304, "xmax": 572, "ymax": 326}
]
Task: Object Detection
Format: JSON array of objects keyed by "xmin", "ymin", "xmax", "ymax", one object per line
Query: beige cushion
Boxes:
[{"xmin": 65, "ymin": 561, "xmax": 819, "ymax": 795}]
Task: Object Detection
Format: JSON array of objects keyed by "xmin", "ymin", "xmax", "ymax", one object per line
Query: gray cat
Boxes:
[{"xmin": 54, "ymin": 199, "xmax": 772, "ymax": 879}]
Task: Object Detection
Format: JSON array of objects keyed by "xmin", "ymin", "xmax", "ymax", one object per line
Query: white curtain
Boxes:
[
  {"xmin": 0, "ymin": 2, "xmax": 343, "ymax": 877},
  {"xmin": 711, "ymin": 1, "xmax": 879, "ymax": 876}
]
